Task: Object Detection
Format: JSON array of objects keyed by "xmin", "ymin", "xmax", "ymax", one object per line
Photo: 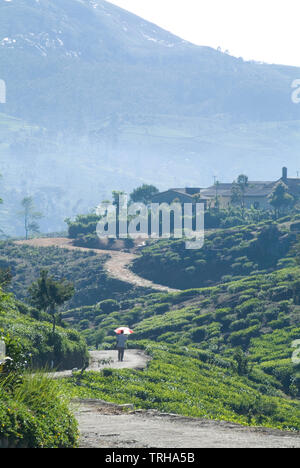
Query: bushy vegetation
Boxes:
[
  {"xmin": 10, "ymin": 214, "xmax": 297, "ymax": 437},
  {"xmin": 204, "ymin": 206, "xmax": 274, "ymax": 229},
  {"xmin": 0, "ymin": 288, "xmax": 88, "ymax": 369},
  {"xmin": 131, "ymin": 221, "xmax": 297, "ymax": 289},
  {"xmin": 63, "ymin": 261, "xmax": 300, "ymax": 401},
  {"xmin": 63, "ymin": 341, "xmax": 300, "ymax": 431},
  {"xmin": 0, "ymin": 242, "xmax": 148, "ymax": 308},
  {"xmin": 66, "ymin": 214, "xmax": 101, "ymax": 248},
  {"xmin": 0, "ymin": 371, "xmax": 79, "ymax": 448},
  {"xmin": 0, "ymin": 271, "xmax": 101, "ymax": 446},
  {"xmin": 2, "ymin": 208, "xmax": 299, "ymax": 443},
  {"xmin": 0, "ymin": 287, "xmax": 84, "ymax": 447}
]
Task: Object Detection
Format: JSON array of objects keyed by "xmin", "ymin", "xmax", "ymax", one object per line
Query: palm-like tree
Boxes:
[{"xmin": 237, "ymin": 174, "xmax": 249, "ymax": 210}]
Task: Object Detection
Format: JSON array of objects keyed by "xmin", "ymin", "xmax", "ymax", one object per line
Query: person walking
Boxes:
[{"xmin": 116, "ymin": 329, "xmax": 128, "ymax": 362}]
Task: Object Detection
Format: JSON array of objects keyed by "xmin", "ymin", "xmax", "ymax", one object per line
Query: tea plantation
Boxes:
[
  {"xmin": 60, "ymin": 221, "xmax": 300, "ymax": 431},
  {"xmin": 1, "ymin": 217, "xmax": 299, "ymax": 445}
]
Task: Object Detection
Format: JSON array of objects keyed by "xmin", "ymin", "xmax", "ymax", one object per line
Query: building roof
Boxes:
[
  {"xmin": 285, "ymin": 178, "xmax": 300, "ymax": 196},
  {"xmin": 151, "ymin": 188, "xmax": 208, "ymax": 203},
  {"xmin": 152, "ymin": 189, "xmax": 194, "ymax": 201},
  {"xmin": 200, "ymin": 181, "xmax": 277, "ymax": 198},
  {"xmin": 153, "ymin": 168, "xmax": 300, "ymax": 203}
]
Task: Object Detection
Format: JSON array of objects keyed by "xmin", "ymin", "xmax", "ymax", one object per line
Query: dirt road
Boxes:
[
  {"xmin": 76, "ymin": 402, "xmax": 300, "ymax": 448},
  {"xmin": 15, "ymin": 238, "xmax": 300, "ymax": 448},
  {"xmin": 52, "ymin": 349, "xmax": 151, "ymax": 378},
  {"xmin": 66, "ymin": 353, "xmax": 300, "ymax": 449},
  {"xmin": 15, "ymin": 238, "xmax": 178, "ymax": 293}
]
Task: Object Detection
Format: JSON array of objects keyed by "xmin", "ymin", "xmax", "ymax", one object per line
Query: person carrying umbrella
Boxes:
[{"xmin": 114, "ymin": 327, "xmax": 133, "ymax": 362}]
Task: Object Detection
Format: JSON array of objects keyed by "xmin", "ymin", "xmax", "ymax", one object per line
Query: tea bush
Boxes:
[
  {"xmin": 62, "ymin": 342, "xmax": 300, "ymax": 431},
  {"xmin": 0, "ymin": 373, "xmax": 78, "ymax": 448}
]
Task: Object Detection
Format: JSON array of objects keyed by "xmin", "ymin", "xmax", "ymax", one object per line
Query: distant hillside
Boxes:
[
  {"xmin": 1, "ymin": 0, "xmax": 300, "ymax": 234},
  {"xmin": 131, "ymin": 221, "xmax": 298, "ymax": 289},
  {"xmin": 1, "ymin": 0, "xmax": 300, "ymax": 127}
]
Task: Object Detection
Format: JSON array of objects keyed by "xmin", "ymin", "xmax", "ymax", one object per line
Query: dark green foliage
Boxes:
[
  {"xmin": 0, "ymin": 372, "xmax": 79, "ymax": 448},
  {"xmin": 0, "ymin": 268, "xmax": 12, "ymax": 288},
  {"xmin": 268, "ymin": 182, "xmax": 295, "ymax": 218},
  {"xmin": 236, "ymin": 299, "xmax": 261, "ymax": 317},
  {"xmin": 66, "ymin": 214, "xmax": 100, "ymax": 241},
  {"xmin": 0, "ymin": 242, "xmax": 147, "ymax": 308},
  {"xmin": 0, "ymin": 289, "xmax": 88, "ymax": 370},
  {"xmin": 28, "ymin": 270, "xmax": 74, "ymax": 334},
  {"xmin": 293, "ymin": 236, "xmax": 300, "ymax": 265},
  {"xmin": 233, "ymin": 348, "xmax": 253, "ymax": 376},
  {"xmin": 248, "ymin": 224, "xmax": 292, "ymax": 267},
  {"xmin": 63, "ymin": 342, "xmax": 300, "ymax": 431},
  {"xmin": 130, "ymin": 185, "xmax": 159, "ymax": 205},
  {"xmin": 190, "ymin": 327, "xmax": 207, "ymax": 342},
  {"xmin": 97, "ymin": 299, "xmax": 119, "ymax": 314},
  {"xmin": 132, "ymin": 221, "xmax": 295, "ymax": 289},
  {"xmin": 229, "ymin": 325, "xmax": 261, "ymax": 348},
  {"xmin": 292, "ymin": 280, "xmax": 300, "ymax": 304},
  {"xmin": 81, "ymin": 265, "xmax": 300, "ymax": 398}
]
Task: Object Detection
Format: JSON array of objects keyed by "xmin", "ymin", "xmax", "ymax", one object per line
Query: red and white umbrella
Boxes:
[{"xmin": 114, "ymin": 327, "xmax": 134, "ymax": 335}]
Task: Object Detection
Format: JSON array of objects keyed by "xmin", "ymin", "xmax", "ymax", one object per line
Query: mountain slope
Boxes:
[
  {"xmin": 0, "ymin": 0, "xmax": 300, "ymax": 235},
  {"xmin": 1, "ymin": 0, "xmax": 300, "ymax": 127}
]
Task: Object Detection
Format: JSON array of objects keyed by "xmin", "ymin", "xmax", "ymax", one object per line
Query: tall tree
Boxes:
[
  {"xmin": 19, "ymin": 197, "xmax": 43, "ymax": 239},
  {"xmin": 28, "ymin": 270, "xmax": 74, "ymax": 335},
  {"xmin": 214, "ymin": 180, "xmax": 220, "ymax": 210},
  {"xmin": 130, "ymin": 184, "xmax": 159, "ymax": 205},
  {"xmin": 268, "ymin": 181, "xmax": 295, "ymax": 218},
  {"xmin": 237, "ymin": 174, "xmax": 249, "ymax": 210},
  {"xmin": 112, "ymin": 190, "xmax": 125, "ymax": 206},
  {"xmin": 231, "ymin": 182, "xmax": 243, "ymax": 206}
]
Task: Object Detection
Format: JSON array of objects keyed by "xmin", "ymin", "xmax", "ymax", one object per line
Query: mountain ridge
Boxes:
[
  {"xmin": 1, "ymin": 0, "xmax": 300, "ymax": 126},
  {"xmin": 0, "ymin": 0, "xmax": 300, "ymax": 235}
]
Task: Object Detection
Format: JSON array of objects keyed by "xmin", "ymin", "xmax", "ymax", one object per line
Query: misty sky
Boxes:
[{"xmin": 109, "ymin": 0, "xmax": 300, "ymax": 67}]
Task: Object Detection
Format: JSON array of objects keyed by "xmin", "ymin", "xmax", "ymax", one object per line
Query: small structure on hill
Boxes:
[{"xmin": 152, "ymin": 168, "xmax": 300, "ymax": 210}]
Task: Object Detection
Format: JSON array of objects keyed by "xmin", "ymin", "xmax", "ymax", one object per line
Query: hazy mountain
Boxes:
[
  {"xmin": 0, "ymin": 0, "xmax": 300, "ymax": 235},
  {"xmin": 1, "ymin": 0, "xmax": 299, "ymax": 126}
]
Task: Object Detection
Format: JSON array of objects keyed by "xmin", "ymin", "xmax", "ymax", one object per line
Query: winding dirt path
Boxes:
[
  {"xmin": 15, "ymin": 238, "xmax": 178, "ymax": 293},
  {"xmin": 16, "ymin": 238, "xmax": 300, "ymax": 447},
  {"xmin": 51, "ymin": 349, "xmax": 151, "ymax": 378}
]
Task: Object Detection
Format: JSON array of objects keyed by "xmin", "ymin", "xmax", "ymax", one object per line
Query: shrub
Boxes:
[
  {"xmin": 0, "ymin": 373, "xmax": 78, "ymax": 448},
  {"xmin": 152, "ymin": 303, "xmax": 170, "ymax": 315},
  {"xmin": 192, "ymin": 313, "xmax": 211, "ymax": 326},
  {"xmin": 229, "ymin": 325, "xmax": 260, "ymax": 348},
  {"xmin": 270, "ymin": 286, "xmax": 293, "ymax": 301},
  {"xmin": 230, "ymin": 319, "xmax": 249, "ymax": 332},
  {"xmin": 232, "ymin": 348, "xmax": 253, "ymax": 376},
  {"xmin": 190, "ymin": 327, "xmax": 207, "ymax": 342},
  {"xmin": 98, "ymin": 300, "xmax": 119, "ymax": 313},
  {"xmin": 236, "ymin": 299, "xmax": 261, "ymax": 317}
]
